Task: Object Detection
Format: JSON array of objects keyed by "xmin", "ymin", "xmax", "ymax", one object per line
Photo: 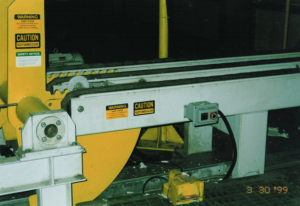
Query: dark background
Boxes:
[{"xmin": 44, "ymin": 0, "xmax": 300, "ymax": 64}]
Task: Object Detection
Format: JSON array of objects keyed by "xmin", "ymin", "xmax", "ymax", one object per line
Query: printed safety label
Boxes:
[
  {"xmin": 15, "ymin": 14, "xmax": 40, "ymax": 30},
  {"xmin": 15, "ymin": 33, "xmax": 40, "ymax": 49},
  {"xmin": 134, "ymin": 101, "xmax": 155, "ymax": 116},
  {"xmin": 16, "ymin": 52, "xmax": 41, "ymax": 67},
  {"xmin": 106, "ymin": 104, "xmax": 128, "ymax": 120}
]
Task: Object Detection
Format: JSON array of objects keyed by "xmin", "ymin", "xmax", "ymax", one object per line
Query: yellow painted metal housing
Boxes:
[
  {"xmin": 137, "ymin": 125, "xmax": 184, "ymax": 151},
  {"xmin": 0, "ymin": 1, "xmax": 141, "ymax": 205},
  {"xmin": 163, "ymin": 169, "xmax": 204, "ymax": 205},
  {"xmin": 0, "ymin": 0, "xmax": 66, "ymax": 142}
]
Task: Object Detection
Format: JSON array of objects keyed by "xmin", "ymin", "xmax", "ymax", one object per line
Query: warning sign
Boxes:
[
  {"xmin": 106, "ymin": 104, "xmax": 128, "ymax": 120},
  {"xmin": 15, "ymin": 33, "xmax": 40, "ymax": 49},
  {"xmin": 16, "ymin": 52, "xmax": 41, "ymax": 67},
  {"xmin": 15, "ymin": 14, "xmax": 40, "ymax": 30},
  {"xmin": 134, "ymin": 101, "xmax": 155, "ymax": 116}
]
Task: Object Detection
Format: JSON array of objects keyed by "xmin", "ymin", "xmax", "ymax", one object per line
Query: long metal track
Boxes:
[
  {"xmin": 46, "ymin": 52, "xmax": 300, "ymax": 78},
  {"xmin": 47, "ymin": 55, "xmax": 300, "ymax": 93},
  {"xmin": 61, "ymin": 67, "xmax": 300, "ymax": 112}
]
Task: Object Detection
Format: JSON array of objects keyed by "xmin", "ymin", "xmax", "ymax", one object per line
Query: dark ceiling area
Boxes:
[{"xmin": 45, "ymin": 0, "xmax": 300, "ymax": 64}]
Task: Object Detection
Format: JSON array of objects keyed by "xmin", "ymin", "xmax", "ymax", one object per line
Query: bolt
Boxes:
[
  {"xmin": 75, "ymin": 82, "xmax": 83, "ymax": 90},
  {"xmin": 56, "ymin": 120, "xmax": 61, "ymax": 125},
  {"xmin": 78, "ymin": 106, "xmax": 84, "ymax": 112},
  {"xmin": 48, "ymin": 103, "xmax": 52, "ymax": 106},
  {"xmin": 19, "ymin": 127, "xmax": 22, "ymax": 131},
  {"xmin": 57, "ymin": 135, "xmax": 62, "ymax": 140},
  {"xmin": 42, "ymin": 137, "xmax": 47, "ymax": 142},
  {"xmin": 41, "ymin": 122, "xmax": 46, "ymax": 127}
]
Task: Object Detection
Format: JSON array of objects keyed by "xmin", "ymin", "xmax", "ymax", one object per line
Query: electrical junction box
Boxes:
[
  {"xmin": 49, "ymin": 52, "xmax": 84, "ymax": 67},
  {"xmin": 184, "ymin": 101, "xmax": 218, "ymax": 126}
]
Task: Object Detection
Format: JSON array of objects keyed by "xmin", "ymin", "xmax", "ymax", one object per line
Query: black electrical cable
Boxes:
[
  {"xmin": 141, "ymin": 109, "xmax": 236, "ymax": 192},
  {"xmin": 218, "ymin": 109, "xmax": 237, "ymax": 180},
  {"xmin": 142, "ymin": 176, "xmax": 168, "ymax": 193}
]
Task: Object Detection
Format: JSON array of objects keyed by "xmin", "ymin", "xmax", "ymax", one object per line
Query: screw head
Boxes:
[
  {"xmin": 42, "ymin": 137, "xmax": 47, "ymax": 142},
  {"xmin": 19, "ymin": 127, "xmax": 22, "ymax": 131},
  {"xmin": 56, "ymin": 120, "xmax": 61, "ymax": 125},
  {"xmin": 78, "ymin": 106, "xmax": 84, "ymax": 112},
  {"xmin": 41, "ymin": 122, "xmax": 46, "ymax": 127},
  {"xmin": 75, "ymin": 82, "xmax": 83, "ymax": 90},
  {"xmin": 57, "ymin": 135, "xmax": 62, "ymax": 140},
  {"xmin": 48, "ymin": 103, "xmax": 52, "ymax": 106}
]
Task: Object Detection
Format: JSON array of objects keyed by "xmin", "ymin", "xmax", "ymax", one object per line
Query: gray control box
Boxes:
[{"xmin": 184, "ymin": 101, "xmax": 219, "ymax": 126}]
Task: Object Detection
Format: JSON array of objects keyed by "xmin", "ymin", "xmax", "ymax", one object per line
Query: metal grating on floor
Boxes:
[
  {"xmin": 77, "ymin": 169, "xmax": 300, "ymax": 206},
  {"xmin": 200, "ymin": 180, "xmax": 300, "ymax": 206}
]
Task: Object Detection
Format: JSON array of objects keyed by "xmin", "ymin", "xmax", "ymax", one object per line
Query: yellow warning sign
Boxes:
[
  {"xmin": 106, "ymin": 104, "xmax": 128, "ymax": 120},
  {"xmin": 134, "ymin": 101, "xmax": 155, "ymax": 116},
  {"xmin": 15, "ymin": 33, "xmax": 40, "ymax": 49},
  {"xmin": 15, "ymin": 14, "xmax": 40, "ymax": 29}
]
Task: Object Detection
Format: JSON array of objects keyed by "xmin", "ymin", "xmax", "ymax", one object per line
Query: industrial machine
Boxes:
[
  {"xmin": 163, "ymin": 169, "xmax": 204, "ymax": 205},
  {"xmin": 1, "ymin": 0, "xmax": 300, "ymax": 205}
]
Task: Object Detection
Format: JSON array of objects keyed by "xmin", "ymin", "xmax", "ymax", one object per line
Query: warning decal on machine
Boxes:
[
  {"xmin": 134, "ymin": 101, "xmax": 155, "ymax": 116},
  {"xmin": 106, "ymin": 104, "xmax": 128, "ymax": 120},
  {"xmin": 15, "ymin": 14, "xmax": 40, "ymax": 30},
  {"xmin": 16, "ymin": 52, "xmax": 41, "ymax": 67},
  {"xmin": 15, "ymin": 33, "xmax": 40, "ymax": 49}
]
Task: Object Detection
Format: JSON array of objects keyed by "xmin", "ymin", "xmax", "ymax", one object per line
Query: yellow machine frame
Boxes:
[{"xmin": 0, "ymin": 0, "xmax": 142, "ymax": 205}]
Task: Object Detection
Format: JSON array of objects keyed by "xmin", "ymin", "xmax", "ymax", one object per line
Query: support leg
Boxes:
[
  {"xmin": 231, "ymin": 111, "xmax": 268, "ymax": 178},
  {"xmin": 37, "ymin": 184, "xmax": 72, "ymax": 206},
  {"xmin": 183, "ymin": 122, "xmax": 213, "ymax": 155},
  {"xmin": 0, "ymin": 128, "xmax": 5, "ymax": 145}
]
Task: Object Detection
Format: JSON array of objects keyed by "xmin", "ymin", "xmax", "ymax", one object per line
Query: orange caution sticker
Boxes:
[
  {"xmin": 106, "ymin": 104, "xmax": 128, "ymax": 120},
  {"xmin": 134, "ymin": 101, "xmax": 155, "ymax": 116},
  {"xmin": 15, "ymin": 14, "xmax": 40, "ymax": 30}
]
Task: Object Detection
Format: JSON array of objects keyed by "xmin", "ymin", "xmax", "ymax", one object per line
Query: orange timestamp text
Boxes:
[{"xmin": 247, "ymin": 186, "xmax": 288, "ymax": 194}]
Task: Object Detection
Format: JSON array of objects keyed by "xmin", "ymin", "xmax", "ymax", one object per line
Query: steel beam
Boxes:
[
  {"xmin": 47, "ymin": 52, "xmax": 300, "ymax": 77},
  {"xmin": 71, "ymin": 73, "xmax": 300, "ymax": 135},
  {"xmin": 183, "ymin": 123, "xmax": 213, "ymax": 155}
]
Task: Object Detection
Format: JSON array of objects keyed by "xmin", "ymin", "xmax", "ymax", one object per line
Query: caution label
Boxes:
[
  {"xmin": 15, "ymin": 33, "xmax": 40, "ymax": 49},
  {"xmin": 15, "ymin": 14, "xmax": 40, "ymax": 30},
  {"xmin": 106, "ymin": 104, "xmax": 128, "ymax": 120},
  {"xmin": 16, "ymin": 52, "xmax": 41, "ymax": 67},
  {"xmin": 134, "ymin": 101, "xmax": 155, "ymax": 116}
]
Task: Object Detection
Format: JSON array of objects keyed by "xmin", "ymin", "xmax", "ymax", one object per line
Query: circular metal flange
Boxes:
[
  {"xmin": 36, "ymin": 116, "xmax": 65, "ymax": 145},
  {"xmin": 67, "ymin": 76, "xmax": 89, "ymax": 92}
]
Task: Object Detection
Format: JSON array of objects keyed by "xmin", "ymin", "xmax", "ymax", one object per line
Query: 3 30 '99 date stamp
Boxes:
[{"xmin": 247, "ymin": 186, "xmax": 288, "ymax": 194}]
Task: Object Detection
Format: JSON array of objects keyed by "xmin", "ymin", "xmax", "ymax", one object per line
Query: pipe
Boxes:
[
  {"xmin": 16, "ymin": 97, "xmax": 49, "ymax": 123},
  {"xmin": 283, "ymin": 0, "xmax": 290, "ymax": 49},
  {"xmin": 159, "ymin": 0, "xmax": 168, "ymax": 58}
]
